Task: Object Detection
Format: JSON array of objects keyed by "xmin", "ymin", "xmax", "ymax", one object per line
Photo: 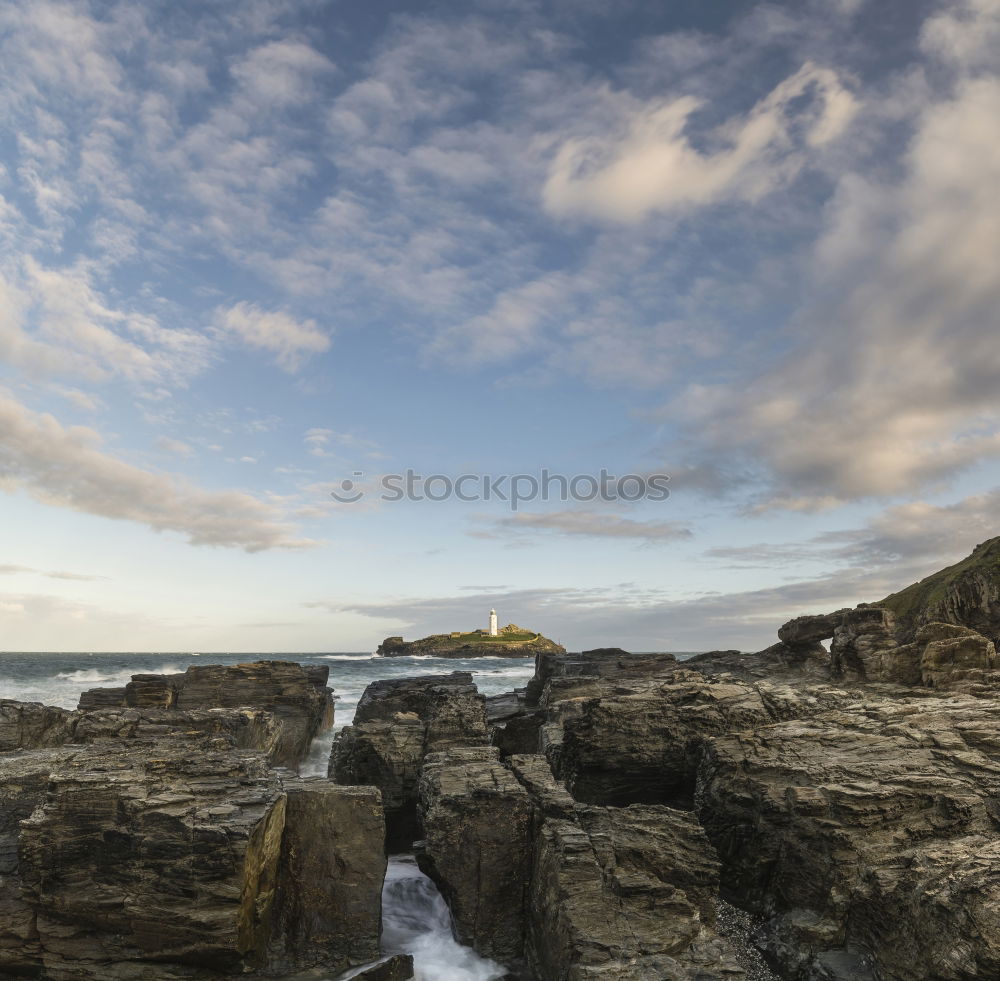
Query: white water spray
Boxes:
[{"xmin": 380, "ymin": 856, "xmax": 509, "ymax": 981}]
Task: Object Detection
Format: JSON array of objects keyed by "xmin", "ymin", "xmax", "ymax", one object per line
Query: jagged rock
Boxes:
[
  {"xmin": 0, "ymin": 699, "xmax": 75, "ymax": 750},
  {"xmin": 686, "ymin": 643, "xmax": 830, "ymax": 681},
  {"xmin": 76, "ymin": 686, "xmax": 127, "ymax": 709},
  {"xmin": 76, "ymin": 661, "xmax": 335, "ymax": 768},
  {"xmin": 696, "ymin": 693, "xmax": 1000, "ymax": 980},
  {"xmin": 778, "ymin": 610, "xmax": 849, "ymax": 646},
  {"xmin": 526, "ymin": 648, "xmax": 679, "ymax": 706},
  {"xmin": 331, "ymin": 674, "xmax": 488, "ymax": 847},
  {"xmin": 417, "ymin": 746, "xmax": 533, "ymax": 963},
  {"xmin": 526, "ymin": 805, "xmax": 745, "ymax": 981},
  {"xmin": 556, "ymin": 670, "xmax": 851, "ymax": 807},
  {"xmin": 354, "ymin": 672, "xmax": 476, "ymax": 722},
  {"xmin": 508, "ymin": 753, "xmax": 576, "ymax": 821},
  {"xmin": 830, "ymin": 606, "xmax": 897, "ymax": 680},
  {"xmin": 332, "ymin": 716, "xmax": 426, "ymax": 848}
]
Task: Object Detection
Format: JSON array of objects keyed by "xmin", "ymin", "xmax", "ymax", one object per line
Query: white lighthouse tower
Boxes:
[{"xmin": 488, "ymin": 608, "xmax": 498, "ymax": 636}]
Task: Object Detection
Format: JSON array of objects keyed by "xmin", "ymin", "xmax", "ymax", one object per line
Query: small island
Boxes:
[{"xmin": 377, "ymin": 608, "xmax": 565, "ymax": 658}]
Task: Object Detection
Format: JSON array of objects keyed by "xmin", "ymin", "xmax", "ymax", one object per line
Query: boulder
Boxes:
[
  {"xmin": 417, "ymin": 746, "xmax": 533, "ymax": 964},
  {"xmin": 830, "ymin": 606, "xmax": 897, "ymax": 680}
]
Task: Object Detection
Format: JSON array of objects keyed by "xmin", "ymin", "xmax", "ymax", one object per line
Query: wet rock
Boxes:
[
  {"xmin": 2, "ymin": 739, "xmax": 385, "ymax": 979},
  {"xmin": 332, "ymin": 716, "xmax": 425, "ymax": 849},
  {"xmin": 345, "ymin": 954, "xmax": 416, "ymax": 979},
  {"xmin": 417, "ymin": 746, "xmax": 533, "ymax": 964},
  {"xmin": 332, "ymin": 674, "xmax": 488, "ymax": 847}
]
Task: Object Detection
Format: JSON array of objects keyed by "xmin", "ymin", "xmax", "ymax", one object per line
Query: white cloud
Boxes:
[
  {"xmin": 543, "ymin": 63, "xmax": 857, "ymax": 223},
  {"xmin": 231, "ymin": 40, "xmax": 335, "ymax": 109},
  {"xmin": 0, "ymin": 260, "xmax": 212, "ymax": 385},
  {"xmin": 216, "ymin": 302, "xmax": 331, "ymax": 372},
  {"xmin": 676, "ymin": 17, "xmax": 1000, "ymax": 506},
  {"xmin": 0, "ymin": 392, "xmax": 314, "ymax": 552}
]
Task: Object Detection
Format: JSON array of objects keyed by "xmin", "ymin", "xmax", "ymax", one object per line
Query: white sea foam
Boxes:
[{"xmin": 380, "ymin": 856, "xmax": 508, "ymax": 981}]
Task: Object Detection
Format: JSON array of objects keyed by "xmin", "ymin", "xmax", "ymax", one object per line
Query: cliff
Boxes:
[
  {"xmin": 377, "ymin": 623, "xmax": 565, "ymax": 658},
  {"xmin": 879, "ymin": 535, "xmax": 1000, "ymax": 644}
]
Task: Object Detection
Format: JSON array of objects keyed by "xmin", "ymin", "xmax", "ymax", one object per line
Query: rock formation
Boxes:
[
  {"xmin": 330, "ymin": 672, "xmax": 489, "ymax": 847},
  {"xmin": 0, "ymin": 662, "xmax": 384, "ymax": 981},
  {"xmin": 76, "ymin": 660, "xmax": 335, "ymax": 767}
]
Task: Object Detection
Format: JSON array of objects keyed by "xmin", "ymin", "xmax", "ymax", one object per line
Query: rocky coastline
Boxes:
[{"xmin": 5, "ymin": 538, "xmax": 1000, "ymax": 979}]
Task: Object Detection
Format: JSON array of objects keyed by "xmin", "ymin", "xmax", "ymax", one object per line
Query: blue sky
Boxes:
[{"xmin": 1, "ymin": 0, "xmax": 999, "ymax": 652}]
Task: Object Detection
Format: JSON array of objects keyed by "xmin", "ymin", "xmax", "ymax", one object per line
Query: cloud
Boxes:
[
  {"xmin": 0, "ymin": 260, "xmax": 212, "ymax": 385},
  {"xmin": 325, "ymin": 567, "xmax": 892, "ymax": 652},
  {"xmin": 480, "ymin": 510, "xmax": 692, "ymax": 543},
  {"xmin": 216, "ymin": 302, "xmax": 331, "ymax": 372},
  {"xmin": 156, "ymin": 436, "xmax": 194, "ymax": 457},
  {"xmin": 673, "ymin": 6, "xmax": 1000, "ymax": 507},
  {"xmin": 230, "ymin": 40, "xmax": 336, "ymax": 109},
  {"xmin": 0, "ymin": 392, "xmax": 315, "ymax": 552},
  {"xmin": 543, "ymin": 63, "xmax": 857, "ymax": 223}
]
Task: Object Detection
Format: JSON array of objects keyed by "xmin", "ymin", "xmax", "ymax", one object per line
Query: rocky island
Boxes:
[
  {"xmin": 377, "ymin": 620, "xmax": 566, "ymax": 659},
  {"xmin": 7, "ymin": 538, "xmax": 1000, "ymax": 979}
]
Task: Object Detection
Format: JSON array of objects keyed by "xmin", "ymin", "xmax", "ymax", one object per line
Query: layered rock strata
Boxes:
[{"xmin": 330, "ymin": 672, "xmax": 488, "ymax": 847}]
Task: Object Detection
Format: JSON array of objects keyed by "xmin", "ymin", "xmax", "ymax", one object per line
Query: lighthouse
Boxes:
[{"xmin": 488, "ymin": 608, "xmax": 498, "ymax": 636}]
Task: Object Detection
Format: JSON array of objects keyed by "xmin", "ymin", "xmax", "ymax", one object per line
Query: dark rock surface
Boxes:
[
  {"xmin": 331, "ymin": 673, "xmax": 489, "ymax": 847},
  {"xmin": 417, "ymin": 746, "xmax": 533, "ymax": 964},
  {"xmin": 344, "ymin": 954, "xmax": 416, "ymax": 980},
  {"xmin": 525, "ymin": 802, "xmax": 745, "ymax": 980},
  {"xmin": 697, "ymin": 692, "xmax": 1000, "ymax": 980},
  {"xmin": 76, "ymin": 660, "xmax": 335, "ymax": 768},
  {"xmin": 4, "ymin": 741, "xmax": 384, "ymax": 979},
  {"xmin": 0, "ymin": 661, "xmax": 381, "ymax": 981}
]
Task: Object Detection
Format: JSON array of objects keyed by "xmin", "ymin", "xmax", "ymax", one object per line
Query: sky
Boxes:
[{"xmin": 1, "ymin": 0, "xmax": 999, "ymax": 653}]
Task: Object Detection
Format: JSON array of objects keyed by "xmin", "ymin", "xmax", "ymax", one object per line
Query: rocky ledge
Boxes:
[{"xmin": 0, "ymin": 661, "xmax": 401, "ymax": 981}]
